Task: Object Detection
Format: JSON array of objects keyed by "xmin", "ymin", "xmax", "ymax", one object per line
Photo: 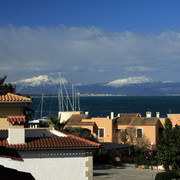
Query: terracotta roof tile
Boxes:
[
  {"xmin": 0, "ymin": 93, "xmax": 32, "ymax": 102},
  {"xmin": 131, "ymin": 117, "xmax": 158, "ymax": 126},
  {"xmin": 55, "ymin": 129, "xmax": 101, "ymax": 147},
  {"xmin": 68, "ymin": 114, "xmax": 90, "ymax": 124},
  {"xmin": 116, "ymin": 113, "xmax": 140, "ymax": 125},
  {"xmin": 0, "ymin": 136, "xmax": 100, "ymax": 150},
  {"xmin": 7, "ymin": 116, "xmax": 26, "ymax": 123}
]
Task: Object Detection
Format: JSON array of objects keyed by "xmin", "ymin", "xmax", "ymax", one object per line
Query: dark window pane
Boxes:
[
  {"xmin": 99, "ymin": 129, "xmax": 104, "ymax": 137},
  {"xmin": 137, "ymin": 129, "xmax": 142, "ymax": 138}
]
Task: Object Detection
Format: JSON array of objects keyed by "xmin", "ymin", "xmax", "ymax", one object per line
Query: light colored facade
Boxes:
[
  {"xmin": 65, "ymin": 110, "xmax": 180, "ymax": 148},
  {"xmin": 65, "ymin": 112, "xmax": 168, "ymax": 147},
  {"xmin": 58, "ymin": 111, "xmax": 84, "ymax": 123},
  {"xmin": 0, "ymin": 127, "xmax": 99, "ymax": 180},
  {"xmin": 0, "ymin": 93, "xmax": 100, "ymax": 179},
  {"xmin": 86, "ymin": 117, "xmax": 113, "ymax": 142},
  {"xmin": 166, "ymin": 114, "xmax": 180, "ymax": 126},
  {"xmin": 0, "ymin": 149, "xmax": 93, "ymax": 180},
  {"xmin": 115, "ymin": 113, "xmax": 164, "ymax": 146},
  {"xmin": 0, "ymin": 93, "xmax": 32, "ymax": 130},
  {"xmin": 65, "ymin": 113, "xmax": 114, "ymax": 142}
]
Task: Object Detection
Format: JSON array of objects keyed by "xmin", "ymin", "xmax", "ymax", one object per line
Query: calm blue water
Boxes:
[{"xmin": 30, "ymin": 96, "xmax": 180, "ymax": 119}]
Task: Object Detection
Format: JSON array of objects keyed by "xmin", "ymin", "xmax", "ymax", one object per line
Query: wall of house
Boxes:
[
  {"xmin": 117, "ymin": 124, "xmax": 157, "ymax": 146},
  {"xmin": 0, "ymin": 105, "xmax": 22, "ymax": 118},
  {"xmin": 136, "ymin": 125, "xmax": 156, "ymax": 145},
  {"xmin": 0, "ymin": 118, "xmax": 9, "ymax": 129},
  {"xmin": 58, "ymin": 111, "xmax": 83, "ymax": 123},
  {"xmin": 91, "ymin": 117, "xmax": 113, "ymax": 142},
  {"xmin": 0, "ymin": 149, "xmax": 93, "ymax": 180},
  {"xmin": 167, "ymin": 114, "xmax": 180, "ymax": 126}
]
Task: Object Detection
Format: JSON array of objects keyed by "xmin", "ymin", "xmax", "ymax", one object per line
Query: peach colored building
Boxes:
[
  {"xmin": 113, "ymin": 112, "xmax": 167, "ymax": 147},
  {"xmin": 0, "ymin": 93, "xmax": 32, "ymax": 129},
  {"xmin": 166, "ymin": 114, "xmax": 180, "ymax": 126},
  {"xmin": 65, "ymin": 111, "xmax": 180, "ymax": 147},
  {"xmin": 65, "ymin": 113, "xmax": 114, "ymax": 142}
]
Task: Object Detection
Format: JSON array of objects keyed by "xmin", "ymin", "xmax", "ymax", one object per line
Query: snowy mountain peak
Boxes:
[
  {"xmin": 106, "ymin": 76, "xmax": 152, "ymax": 87},
  {"xmin": 13, "ymin": 75, "xmax": 67, "ymax": 87}
]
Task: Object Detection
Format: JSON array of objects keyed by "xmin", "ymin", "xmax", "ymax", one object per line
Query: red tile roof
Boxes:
[
  {"xmin": 0, "ymin": 93, "xmax": 32, "ymax": 102},
  {"xmin": 0, "ymin": 136, "xmax": 100, "ymax": 150},
  {"xmin": 7, "ymin": 116, "xmax": 26, "ymax": 123},
  {"xmin": 56, "ymin": 129, "xmax": 100, "ymax": 146}
]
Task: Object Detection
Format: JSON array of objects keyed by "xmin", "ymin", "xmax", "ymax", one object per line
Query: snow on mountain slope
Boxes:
[
  {"xmin": 12, "ymin": 75, "xmax": 67, "ymax": 87},
  {"xmin": 106, "ymin": 76, "xmax": 152, "ymax": 87}
]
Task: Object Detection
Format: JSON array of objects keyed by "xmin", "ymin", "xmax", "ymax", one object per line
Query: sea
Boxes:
[{"xmin": 30, "ymin": 96, "xmax": 180, "ymax": 119}]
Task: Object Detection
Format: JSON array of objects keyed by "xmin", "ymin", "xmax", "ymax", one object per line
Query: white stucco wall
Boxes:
[
  {"xmin": 58, "ymin": 111, "xmax": 75, "ymax": 123},
  {"xmin": 0, "ymin": 149, "xmax": 91, "ymax": 180}
]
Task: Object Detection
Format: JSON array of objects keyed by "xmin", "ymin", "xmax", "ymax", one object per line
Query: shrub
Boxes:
[
  {"xmin": 155, "ymin": 170, "xmax": 178, "ymax": 180},
  {"xmin": 135, "ymin": 153, "xmax": 151, "ymax": 168}
]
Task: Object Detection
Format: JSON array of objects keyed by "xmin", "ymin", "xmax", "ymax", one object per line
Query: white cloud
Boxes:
[
  {"xmin": 125, "ymin": 66, "xmax": 152, "ymax": 72},
  {"xmin": 106, "ymin": 76, "xmax": 152, "ymax": 87},
  {"xmin": 1, "ymin": 25, "xmax": 180, "ymax": 82}
]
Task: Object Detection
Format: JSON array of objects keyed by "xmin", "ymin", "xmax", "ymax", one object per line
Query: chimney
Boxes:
[
  {"xmin": 8, "ymin": 128, "xmax": 25, "ymax": 145},
  {"xmin": 111, "ymin": 112, "xmax": 114, "ymax": 119},
  {"xmin": 146, "ymin": 111, "xmax": 151, "ymax": 118},
  {"xmin": 117, "ymin": 113, "xmax": 121, "ymax": 117},
  {"xmin": 156, "ymin": 112, "xmax": 160, "ymax": 118}
]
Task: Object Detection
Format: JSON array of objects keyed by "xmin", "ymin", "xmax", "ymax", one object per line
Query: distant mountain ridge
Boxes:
[{"xmin": 12, "ymin": 75, "xmax": 180, "ymax": 96}]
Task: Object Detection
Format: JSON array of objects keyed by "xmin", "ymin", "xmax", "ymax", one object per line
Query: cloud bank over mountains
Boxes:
[{"xmin": 1, "ymin": 25, "xmax": 180, "ymax": 83}]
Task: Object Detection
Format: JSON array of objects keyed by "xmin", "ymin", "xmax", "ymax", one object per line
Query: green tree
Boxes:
[
  {"xmin": 156, "ymin": 118, "xmax": 180, "ymax": 170},
  {"xmin": 49, "ymin": 115, "xmax": 67, "ymax": 130},
  {"xmin": 65, "ymin": 127, "xmax": 98, "ymax": 142},
  {"xmin": 0, "ymin": 75, "xmax": 16, "ymax": 95},
  {"xmin": 171, "ymin": 124, "xmax": 180, "ymax": 170},
  {"xmin": 22, "ymin": 105, "xmax": 34, "ymax": 122}
]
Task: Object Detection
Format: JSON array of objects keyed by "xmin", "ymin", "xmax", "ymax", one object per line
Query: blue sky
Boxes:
[{"xmin": 1, "ymin": 0, "xmax": 180, "ymax": 83}]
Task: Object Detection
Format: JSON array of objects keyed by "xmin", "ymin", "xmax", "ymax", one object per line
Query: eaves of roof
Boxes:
[
  {"xmin": 0, "ymin": 93, "xmax": 32, "ymax": 103},
  {"xmin": 0, "ymin": 136, "xmax": 100, "ymax": 151}
]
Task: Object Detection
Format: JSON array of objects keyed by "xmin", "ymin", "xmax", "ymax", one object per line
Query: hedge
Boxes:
[{"xmin": 155, "ymin": 170, "xmax": 178, "ymax": 180}]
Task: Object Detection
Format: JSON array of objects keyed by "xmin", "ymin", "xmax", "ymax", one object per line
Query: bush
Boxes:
[
  {"xmin": 155, "ymin": 170, "xmax": 178, "ymax": 180},
  {"xmin": 135, "ymin": 153, "xmax": 151, "ymax": 168}
]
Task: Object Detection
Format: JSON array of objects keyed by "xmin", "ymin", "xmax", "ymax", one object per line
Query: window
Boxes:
[
  {"xmin": 98, "ymin": 128, "xmax": 104, "ymax": 137},
  {"xmin": 136, "ymin": 128, "xmax": 143, "ymax": 138},
  {"xmin": 116, "ymin": 128, "xmax": 121, "ymax": 132}
]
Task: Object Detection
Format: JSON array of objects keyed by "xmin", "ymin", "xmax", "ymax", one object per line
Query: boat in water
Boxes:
[{"xmin": 29, "ymin": 94, "xmax": 50, "ymax": 128}]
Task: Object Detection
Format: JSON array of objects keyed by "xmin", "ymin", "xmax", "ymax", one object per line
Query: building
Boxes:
[
  {"xmin": 65, "ymin": 111, "xmax": 169, "ymax": 147},
  {"xmin": 0, "ymin": 93, "xmax": 100, "ymax": 180},
  {"xmin": 65, "ymin": 113, "xmax": 115, "ymax": 142},
  {"xmin": 0, "ymin": 93, "xmax": 32, "ymax": 129},
  {"xmin": 113, "ymin": 112, "xmax": 164, "ymax": 146},
  {"xmin": 166, "ymin": 114, "xmax": 180, "ymax": 126},
  {"xmin": 0, "ymin": 128, "xmax": 100, "ymax": 180}
]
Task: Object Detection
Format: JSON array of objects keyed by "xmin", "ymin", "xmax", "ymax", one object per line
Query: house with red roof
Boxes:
[
  {"xmin": 0, "ymin": 93, "xmax": 32, "ymax": 129},
  {"xmin": 0, "ymin": 93, "xmax": 100, "ymax": 179}
]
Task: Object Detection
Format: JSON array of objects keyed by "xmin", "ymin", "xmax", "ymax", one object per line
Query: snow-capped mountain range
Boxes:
[
  {"xmin": 11, "ymin": 75, "xmax": 180, "ymax": 96},
  {"xmin": 13, "ymin": 75, "xmax": 67, "ymax": 87}
]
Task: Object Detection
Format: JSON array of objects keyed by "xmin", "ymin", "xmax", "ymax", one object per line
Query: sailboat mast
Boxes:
[
  {"xmin": 72, "ymin": 84, "xmax": 74, "ymax": 111},
  {"xmin": 77, "ymin": 89, "xmax": 80, "ymax": 111},
  {"xmin": 75, "ymin": 88, "xmax": 77, "ymax": 111},
  {"xmin": 40, "ymin": 93, "xmax": 44, "ymax": 119},
  {"xmin": 59, "ymin": 72, "xmax": 64, "ymax": 111}
]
